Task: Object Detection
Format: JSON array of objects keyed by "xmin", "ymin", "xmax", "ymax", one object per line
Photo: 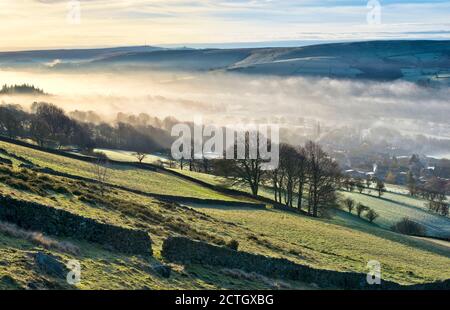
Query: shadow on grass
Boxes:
[
  {"xmin": 181, "ymin": 264, "xmax": 307, "ymax": 290},
  {"xmin": 330, "ymin": 209, "xmax": 450, "ymax": 258},
  {"xmin": 183, "ymin": 202, "xmax": 268, "ymax": 212}
]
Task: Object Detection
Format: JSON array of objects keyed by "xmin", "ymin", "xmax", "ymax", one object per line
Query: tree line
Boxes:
[
  {"xmin": 341, "ymin": 173, "xmax": 448, "ymax": 218},
  {"xmin": 0, "ymin": 102, "xmax": 171, "ymax": 154},
  {"xmin": 173, "ymin": 140, "xmax": 342, "ymax": 218},
  {"xmin": 407, "ymin": 174, "xmax": 449, "ymax": 217},
  {"xmin": 0, "ymin": 84, "xmax": 46, "ymax": 95}
]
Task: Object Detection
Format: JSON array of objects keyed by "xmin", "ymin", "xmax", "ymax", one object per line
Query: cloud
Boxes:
[{"xmin": 0, "ymin": 0, "xmax": 449, "ymax": 49}]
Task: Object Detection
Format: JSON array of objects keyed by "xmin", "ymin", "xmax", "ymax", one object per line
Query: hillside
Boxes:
[
  {"xmin": 1, "ymin": 41, "xmax": 449, "ymax": 84},
  {"xmin": 0, "ymin": 139, "xmax": 449, "ymax": 289},
  {"xmin": 170, "ymin": 168, "xmax": 450, "ymax": 240}
]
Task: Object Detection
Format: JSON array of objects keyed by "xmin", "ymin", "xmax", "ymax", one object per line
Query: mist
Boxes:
[{"xmin": 0, "ymin": 68, "xmax": 449, "ymax": 139}]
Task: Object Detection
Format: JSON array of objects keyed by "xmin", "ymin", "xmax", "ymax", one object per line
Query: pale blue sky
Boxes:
[{"xmin": 0, "ymin": 0, "xmax": 449, "ymax": 50}]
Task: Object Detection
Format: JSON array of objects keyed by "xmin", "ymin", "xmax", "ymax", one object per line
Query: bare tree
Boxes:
[
  {"xmin": 344, "ymin": 198, "xmax": 355, "ymax": 213},
  {"xmin": 296, "ymin": 146, "xmax": 308, "ymax": 211},
  {"xmin": 343, "ymin": 177, "xmax": 356, "ymax": 192},
  {"xmin": 304, "ymin": 141, "xmax": 341, "ymax": 217},
  {"xmin": 279, "ymin": 144, "xmax": 298, "ymax": 207},
  {"xmin": 227, "ymin": 133, "xmax": 268, "ymax": 196},
  {"xmin": 406, "ymin": 172, "xmax": 417, "ymax": 197},
  {"xmin": 30, "ymin": 116, "xmax": 51, "ymax": 147},
  {"xmin": 268, "ymin": 164, "xmax": 285, "ymax": 203},
  {"xmin": 376, "ymin": 180, "xmax": 386, "ymax": 197},
  {"xmin": 133, "ymin": 152, "xmax": 147, "ymax": 163},
  {"xmin": 366, "ymin": 177, "xmax": 373, "ymax": 189},
  {"xmin": 355, "ymin": 179, "xmax": 365, "ymax": 193},
  {"xmin": 93, "ymin": 158, "xmax": 110, "ymax": 196},
  {"xmin": 231, "ymin": 157, "xmax": 265, "ymax": 196}
]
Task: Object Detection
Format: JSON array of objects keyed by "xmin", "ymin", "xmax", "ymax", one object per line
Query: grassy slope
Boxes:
[
  {"xmin": 93, "ymin": 148, "xmax": 169, "ymax": 165},
  {"xmin": 341, "ymin": 191, "xmax": 450, "ymax": 238},
  {"xmin": 171, "ymin": 168, "xmax": 276, "ymax": 200},
  {"xmin": 1, "ymin": 232, "xmax": 305, "ymax": 290},
  {"xmin": 0, "ymin": 155, "xmax": 311, "ymax": 289},
  {"xmin": 172, "ymin": 169, "xmax": 450, "ymax": 239},
  {"xmin": 0, "ymin": 141, "xmax": 241, "ymax": 202},
  {"xmin": 188, "ymin": 205, "xmax": 450, "ymax": 285},
  {"xmin": 0, "ymin": 141, "xmax": 449, "ymax": 288}
]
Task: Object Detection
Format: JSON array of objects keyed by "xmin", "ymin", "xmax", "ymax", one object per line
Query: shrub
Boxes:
[
  {"xmin": 93, "ymin": 151, "xmax": 108, "ymax": 160},
  {"xmin": 72, "ymin": 189, "xmax": 83, "ymax": 196},
  {"xmin": 38, "ymin": 175, "xmax": 52, "ymax": 182},
  {"xmin": 364, "ymin": 208, "xmax": 379, "ymax": 223},
  {"xmin": 391, "ymin": 218, "xmax": 426, "ymax": 236},
  {"xmin": 226, "ymin": 239, "xmax": 239, "ymax": 251},
  {"xmin": 53, "ymin": 185, "xmax": 71, "ymax": 195},
  {"xmin": 78, "ymin": 195, "xmax": 97, "ymax": 205},
  {"xmin": 5, "ymin": 179, "xmax": 35, "ymax": 193},
  {"xmin": 356, "ymin": 203, "xmax": 369, "ymax": 218}
]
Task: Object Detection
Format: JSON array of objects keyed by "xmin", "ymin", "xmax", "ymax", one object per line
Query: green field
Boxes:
[
  {"xmin": 171, "ymin": 168, "xmax": 276, "ymax": 200},
  {"xmin": 340, "ymin": 191, "xmax": 450, "ymax": 238},
  {"xmin": 0, "ymin": 140, "xmax": 449, "ymax": 289},
  {"xmin": 186, "ymin": 204, "xmax": 449, "ymax": 284},
  {"xmin": 93, "ymin": 148, "xmax": 169, "ymax": 165},
  {"xmin": 0, "ymin": 141, "xmax": 241, "ymax": 202},
  {"xmin": 172, "ymin": 168, "xmax": 450, "ymax": 239},
  {"xmin": 0, "ymin": 158, "xmax": 310, "ymax": 289}
]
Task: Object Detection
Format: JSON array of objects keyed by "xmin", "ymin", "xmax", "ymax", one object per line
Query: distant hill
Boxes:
[
  {"xmin": 0, "ymin": 41, "xmax": 449, "ymax": 84},
  {"xmin": 0, "ymin": 46, "xmax": 163, "ymax": 68}
]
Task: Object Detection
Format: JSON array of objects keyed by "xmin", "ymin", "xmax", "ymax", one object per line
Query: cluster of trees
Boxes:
[
  {"xmin": 407, "ymin": 174, "xmax": 449, "ymax": 217},
  {"xmin": 391, "ymin": 217, "xmax": 426, "ymax": 236},
  {"xmin": 70, "ymin": 110, "xmax": 180, "ymax": 133},
  {"xmin": 0, "ymin": 103, "xmax": 172, "ymax": 154},
  {"xmin": 267, "ymin": 142, "xmax": 341, "ymax": 217},
  {"xmin": 0, "ymin": 103, "xmax": 91, "ymax": 148},
  {"xmin": 0, "ymin": 84, "xmax": 46, "ymax": 95},
  {"xmin": 343, "ymin": 198, "xmax": 379, "ymax": 223},
  {"xmin": 342, "ymin": 177, "xmax": 386, "ymax": 197},
  {"xmin": 91, "ymin": 122, "xmax": 169, "ymax": 153},
  {"xmin": 427, "ymin": 198, "xmax": 449, "ymax": 217},
  {"xmin": 177, "ymin": 140, "xmax": 342, "ymax": 218}
]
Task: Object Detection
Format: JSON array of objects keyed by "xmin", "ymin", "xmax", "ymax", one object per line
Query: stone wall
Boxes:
[
  {"xmin": 162, "ymin": 237, "xmax": 450, "ymax": 290},
  {"xmin": 0, "ymin": 195, "xmax": 152, "ymax": 256}
]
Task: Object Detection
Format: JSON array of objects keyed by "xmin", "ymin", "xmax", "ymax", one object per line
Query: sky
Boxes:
[{"xmin": 0, "ymin": 0, "xmax": 449, "ymax": 50}]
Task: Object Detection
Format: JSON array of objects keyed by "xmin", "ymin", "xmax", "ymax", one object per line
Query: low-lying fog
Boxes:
[{"xmin": 1, "ymin": 68, "xmax": 449, "ymax": 139}]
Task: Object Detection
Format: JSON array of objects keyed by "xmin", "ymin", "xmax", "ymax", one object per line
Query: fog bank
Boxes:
[{"xmin": 1, "ymin": 68, "xmax": 449, "ymax": 138}]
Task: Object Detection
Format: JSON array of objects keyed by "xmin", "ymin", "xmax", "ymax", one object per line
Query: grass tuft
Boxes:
[{"xmin": 0, "ymin": 221, "xmax": 80, "ymax": 255}]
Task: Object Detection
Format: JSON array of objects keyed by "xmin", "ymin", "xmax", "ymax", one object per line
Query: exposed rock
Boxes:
[
  {"xmin": 19, "ymin": 163, "xmax": 36, "ymax": 169},
  {"xmin": 34, "ymin": 252, "xmax": 68, "ymax": 278},
  {"xmin": 152, "ymin": 264, "xmax": 172, "ymax": 278}
]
